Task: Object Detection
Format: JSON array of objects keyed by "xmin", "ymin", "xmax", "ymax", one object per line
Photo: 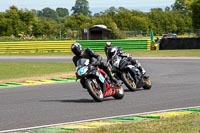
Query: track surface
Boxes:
[{"xmin": 0, "ymin": 58, "xmax": 200, "ymax": 131}]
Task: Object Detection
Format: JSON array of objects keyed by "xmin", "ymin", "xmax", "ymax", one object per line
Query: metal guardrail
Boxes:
[
  {"xmin": 77, "ymin": 39, "xmax": 151, "ymax": 51},
  {"xmin": 0, "ymin": 41, "xmax": 75, "ymax": 53},
  {"xmin": 0, "ymin": 39, "xmax": 151, "ymax": 53}
]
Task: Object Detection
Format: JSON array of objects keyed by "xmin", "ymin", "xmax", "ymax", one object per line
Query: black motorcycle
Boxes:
[
  {"xmin": 76, "ymin": 58, "xmax": 124, "ymax": 102},
  {"xmin": 108, "ymin": 55, "xmax": 152, "ymax": 91}
]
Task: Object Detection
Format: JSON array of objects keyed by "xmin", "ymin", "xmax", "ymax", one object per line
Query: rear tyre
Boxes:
[
  {"xmin": 85, "ymin": 79, "xmax": 104, "ymax": 102},
  {"xmin": 143, "ymin": 77, "xmax": 152, "ymax": 90},
  {"xmin": 113, "ymin": 86, "xmax": 124, "ymax": 99},
  {"xmin": 121, "ymin": 72, "xmax": 137, "ymax": 91}
]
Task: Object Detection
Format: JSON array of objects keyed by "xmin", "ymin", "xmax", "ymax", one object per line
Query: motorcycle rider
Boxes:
[
  {"xmin": 104, "ymin": 42, "xmax": 148, "ymax": 78},
  {"xmin": 71, "ymin": 42, "xmax": 120, "ymax": 88}
]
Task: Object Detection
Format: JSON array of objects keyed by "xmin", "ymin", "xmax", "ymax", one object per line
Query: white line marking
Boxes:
[{"xmin": 1, "ymin": 105, "xmax": 200, "ymax": 133}]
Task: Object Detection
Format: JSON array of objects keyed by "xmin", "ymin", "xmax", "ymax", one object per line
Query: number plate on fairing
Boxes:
[
  {"xmin": 77, "ymin": 67, "xmax": 87, "ymax": 76},
  {"xmin": 99, "ymin": 73, "xmax": 105, "ymax": 83}
]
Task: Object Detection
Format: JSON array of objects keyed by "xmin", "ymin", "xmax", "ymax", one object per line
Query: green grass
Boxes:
[
  {"xmin": 71, "ymin": 113, "xmax": 200, "ymax": 133},
  {"xmin": 125, "ymin": 49, "xmax": 200, "ymax": 57},
  {"xmin": 0, "ymin": 62, "xmax": 75, "ymax": 80},
  {"xmin": 0, "ymin": 49, "xmax": 200, "ymax": 57}
]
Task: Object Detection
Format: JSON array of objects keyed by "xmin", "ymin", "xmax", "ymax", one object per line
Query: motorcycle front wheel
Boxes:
[
  {"xmin": 143, "ymin": 77, "xmax": 152, "ymax": 90},
  {"xmin": 121, "ymin": 72, "xmax": 137, "ymax": 91},
  {"xmin": 85, "ymin": 79, "xmax": 104, "ymax": 102}
]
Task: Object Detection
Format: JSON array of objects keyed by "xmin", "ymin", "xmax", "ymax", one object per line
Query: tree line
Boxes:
[{"xmin": 0, "ymin": 0, "xmax": 199, "ymax": 40}]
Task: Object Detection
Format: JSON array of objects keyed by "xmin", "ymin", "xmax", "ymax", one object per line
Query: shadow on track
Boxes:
[
  {"xmin": 39, "ymin": 98, "xmax": 114, "ymax": 103},
  {"xmin": 124, "ymin": 88, "xmax": 147, "ymax": 92}
]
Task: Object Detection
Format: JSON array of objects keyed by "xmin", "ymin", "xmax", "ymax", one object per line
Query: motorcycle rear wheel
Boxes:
[
  {"xmin": 121, "ymin": 72, "xmax": 137, "ymax": 91},
  {"xmin": 113, "ymin": 86, "xmax": 124, "ymax": 99},
  {"xmin": 85, "ymin": 79, "xmax": 104, "ymax": 102}
]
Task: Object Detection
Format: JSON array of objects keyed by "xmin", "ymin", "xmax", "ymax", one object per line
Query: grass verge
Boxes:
[
  {"xmin": 0, "ymin": 62, "xmax": 75, "ymax": 83},
  {"xmin": 0, "ymin": 49, "xmax": 200, "ymax": 57},
  {"xmin": 71, "ymin": 113, "xmax": 200, "ymax": 133},
  {"xmin": 126, "ymin": 49, "xmax": 200, "ymax": 57}
]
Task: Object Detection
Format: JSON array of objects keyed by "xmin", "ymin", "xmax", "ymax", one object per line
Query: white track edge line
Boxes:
[{"xmin": 1, "ymin": 105, "xmax": 200, "ymax": 133}]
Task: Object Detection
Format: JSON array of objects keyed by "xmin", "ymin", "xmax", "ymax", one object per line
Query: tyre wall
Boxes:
[{"xmin": 159, "ymin": 37, "xmax": 200, "ymax": 50}]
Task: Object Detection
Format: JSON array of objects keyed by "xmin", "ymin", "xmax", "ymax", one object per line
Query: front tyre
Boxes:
[
  {"xmin": 143, "ymin": 77, "xmax": 152, "ymax": 90},
  {"xmin": 121, "ymin": 72, "xmax": 137, "ymax": 91},
  {"xmin": 85, "ymin": 79, "xmax": 104, "ymax": 102},
  {"xmin": 113, "ymin": 86, "xmax": 124, "ymax": 99}
]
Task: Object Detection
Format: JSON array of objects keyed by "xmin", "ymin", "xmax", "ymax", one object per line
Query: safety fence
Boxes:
[
  {"xmin": 77, "ymin": 39, "xmax": 151, "ymax": 51},
  {"xmin": 159, "ymin": 37, "xmax": 200, "ymax": 50},
  {"xmin": 0, "ymin": 39, "xmax": 151, "ymax": 53},
  {"xmin": 0, "ymin": 41, "xmax": 75, "ymax": 53}
]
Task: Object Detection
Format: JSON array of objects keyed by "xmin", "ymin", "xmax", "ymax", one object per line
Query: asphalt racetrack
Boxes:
[{"xmin": 0, "ymin": 57, "xmax": 200, "ymax": 131}]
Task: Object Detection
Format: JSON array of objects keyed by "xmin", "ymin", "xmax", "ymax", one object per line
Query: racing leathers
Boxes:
[
  {"xmin": 72, "ymin": 48, "xmax": 119, "ymax": 88},
  {"xmin": 105, "ymin": 46, "xmax": 146, "ymax": 76}
]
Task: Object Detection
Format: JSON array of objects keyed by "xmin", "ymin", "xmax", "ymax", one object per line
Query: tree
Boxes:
[
  {"xmin": 165, "ymin": 6, "xmax": 171, "ymax": 11},
  {"xmin": 0, "ymin": 13, "xmax": 10, "ymax": 36},
  {"xmin": 93, "ymin": 15, "xmax": 123, "ymax": 39},
  {"xmin": 38, "ymin": 7, "xmax": 58, "ymax": 21},
  {"xmin": 71, "ymin": 0, "xmax": 91, "ymax": 16},
  {"xmin": 104, "ymin": 6, "xmax": 118, "ymax": 17},
  {"xmin": 56, "ymin": 8, "xmax": 69, "ymax": 17},
  {"xmin": 191, "ymin": 0, "xmax": 200, "ymax": 29},
  {"xmin": 171, "ymin": 0, "xmax": 193, "ymax": 15},
  {"xmin": 18, "ymin": 9, "xmax": 34, "ymax": 26},
  {"xmin": 32, "ymin": 18, "xmax": 58, "ymax": 38},
  {"xmin": 4, "ymin": 6, "xmax": 35, "ymax": 36},
  {"xmin": 64, "ymin": 14, "xmax": 91, "ymax": 28},
  {"xmin": 114, "ymin": 9, "xmax": 148, "ymax": 32}
]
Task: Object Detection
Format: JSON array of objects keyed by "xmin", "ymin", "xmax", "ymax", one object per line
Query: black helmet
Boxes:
[
  {"xmin": 71, "ymin": 43, "xmax": 83, "ymax": 56},
  {"xmin": 107, "ymin": 47, "xmax": 117, "ymax": 59},
  {"xmin": 117, "ymin": 47, "xmax": 123, "ymax": 54}
]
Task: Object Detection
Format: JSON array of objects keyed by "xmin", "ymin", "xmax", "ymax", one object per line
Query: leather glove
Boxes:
[{"xmin": 92, "ymin": 61, "xmax": 99, "ymax": 66}]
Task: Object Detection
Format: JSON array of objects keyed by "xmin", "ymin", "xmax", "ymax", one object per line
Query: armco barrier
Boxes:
[
  {"xmin": 159, "ymin": 37, "xmax": 200, "ymax": 50},
  {"xmin": 0, "ymin": 39, "xmax": 151, "ymax": 53},
  {"xmin": 0, "ymin": 41, "xmax": 75, "ymax": 53},
  {"xmin": 77, "ymin": 39, "xmax": 151, "ymax": 51}
]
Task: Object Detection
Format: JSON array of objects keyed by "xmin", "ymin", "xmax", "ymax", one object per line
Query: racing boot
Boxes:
[
  {"xmin": 138, "ymin": 66, "xmax": 146, "ymax": 75},
  {"xmin": 110, "ymin": 76, "xmax": 121, "ymax": 87},
  {"xmin": 106, "ymin": 69, "xmax": 121, "ymax": 87},
  {"xmin": 80, "ymin": 79, "xmax": 87, "ymax": 89},
  {"xmin": 139, "ymin": 66, "xmax": 149, "ymax": 79}
]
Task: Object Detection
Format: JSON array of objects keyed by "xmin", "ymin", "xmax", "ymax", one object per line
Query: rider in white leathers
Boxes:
[{"xmin": 104, "ymin": 42, "xmax": 148, "ymax": 78}]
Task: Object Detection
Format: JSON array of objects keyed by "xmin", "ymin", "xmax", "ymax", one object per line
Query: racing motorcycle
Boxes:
[
  {"xmin": 76, "ymin": 58, "xmax": 124, "ymax": 102},
  {"xmin": 109, "ymin": 55, "xmax": 152, "ymax": 91}
]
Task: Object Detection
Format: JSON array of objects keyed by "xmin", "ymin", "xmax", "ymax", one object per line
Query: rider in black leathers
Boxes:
[
  {"xmin": 104, "ymin": 42, "xmax": 148, "ymax": 77},
  {"xmin": 71, "ymin": 43, "xmax": 119, "ymax": 88}
]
